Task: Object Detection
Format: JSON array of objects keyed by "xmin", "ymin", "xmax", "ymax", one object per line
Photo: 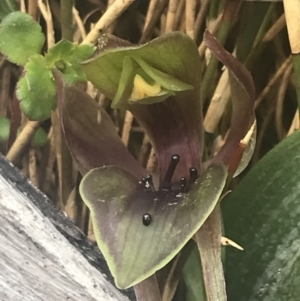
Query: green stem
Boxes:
[
  {"xmin": 252, "ymin": 3, "xmax": 275, "ymax": 48},
  {"xmin": 55, "ymin": 0, "xmax": 75, "ymax": 206},
  {"xmin": 236, "ymin": 2, "xmax": 273, "ymax": 63},
  {"xmin": 201, "ymin": 0, "xmax": 238, "ymax": 105},
  {"xmin": 60, "ymin": 0, "xmax": 73, "ymax": 41},
  {"xmin": 292, "ymin": 54, "xmax": 300, "ymax": 112}
]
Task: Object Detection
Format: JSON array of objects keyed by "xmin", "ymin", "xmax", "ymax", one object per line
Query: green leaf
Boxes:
[
  {"xmin": 0, "ymin": 0, "xmax": 16, "ymax": 22},
  {"xmin": 82, "ymin": 32, "xmax": 198, "ymax": 107},
  {"xmin": 33, "ymin": 127, "xmax": 48, "ymax": 147},
  {"xmin": 133, "ymin": 56, "xmax": 193, "ymax": 92},
  {"xmin": 80, "ymin": 164, "xmax": 227, "ymax": 289},
  {"xmin": 111, "ymin": 56, "xmax": 137, "ymax": 108},
  {"xmin": 73, "ymin": 44, "xmax": 95, "ymax": 61},
  {"xmin": 0, "ymin": 12, "xmax": 45, "ymax": 65},
  {"xmin": 222, "ymin": 129, "xmax": 300, "ymax": 300},
  {"xmin": 45, "ymin": 40, "xmax": 95, "ymax": 85},
  {"xmin": 45, "ymin": 40, "xmax": 74, "ymax": 67},
  {"xmin": 16, "ymin": 54, "xmax": 56, "ymax": 121},
  {"xmin": 0, "ymin": 117, "xmax": 10, "ymax": 142}
]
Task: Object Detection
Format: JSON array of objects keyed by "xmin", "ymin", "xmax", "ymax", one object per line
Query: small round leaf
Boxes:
[{"xmin": 0, "ymin": 12, "xmax": 45, "ymax": 65}]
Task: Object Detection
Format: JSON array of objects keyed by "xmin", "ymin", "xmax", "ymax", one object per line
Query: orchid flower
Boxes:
[{"xmin": 55, "ymin": 30, "xmax": 255, "ymax": 290}]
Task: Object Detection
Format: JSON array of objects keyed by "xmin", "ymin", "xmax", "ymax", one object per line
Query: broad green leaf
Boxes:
[
  {"xmin": 16, "ymin": 54, "xmax": 56, "ymax": 121},
  {"xmin": 0, "ymin": 12, "xmax": 44, "ymax": 65},
  {"xmin": 80, "ymin": 164, "xmax": 227, "ymax": 289},
  {"xmin": 222, "ymin": 129, "xmax": 300, "ymax": 300},
  {"xmin": 82, "ymin": 32, "xmax": 198, "ymax": 108},
  {"xmin": 0, "ymin": 117, "xmax": 10, "ymax": 142}
]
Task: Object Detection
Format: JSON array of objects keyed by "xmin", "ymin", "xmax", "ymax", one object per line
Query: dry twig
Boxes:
[{"xmin": 82, "ymin": 0, "xmax": 137, "ymax": 44}]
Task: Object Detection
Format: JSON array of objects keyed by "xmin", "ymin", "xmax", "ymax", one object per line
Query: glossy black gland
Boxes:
[
  {"xmin": 142, "ymin": 174, "xmax": 152, "ymax": 182},
  {"xmin": 141, "ymin": 174, "xmax": 155, "ymax": 191},
  {"xmin": 189, "ymin": 167, "xmax": 198, "ymax": 184},
  {"xmin": 162, "ymin": 154, "xmax": 180, "ymax": 190},
  {"xmin": 180, "ymin": 177, "xmax": 187, "ymax": 191},
  {"xmin": 142, "ymin": 213, "xmax": 152, "ymax": 226},
  {"xmin": 171, "ymin": 155, "xmax": 180, "ymax": 163}
]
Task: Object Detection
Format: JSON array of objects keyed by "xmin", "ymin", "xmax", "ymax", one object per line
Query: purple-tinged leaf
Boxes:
[
  {"xmin": 80, "ymin": 164, "xmax": 227, "ymax": 289},
  {"xmin": 204, "ymin": 30, "xmax": 255, "ymax": 170},
  {"xmin": 54, "ymin": 71, "xmax": 144, "ymax": 177}
]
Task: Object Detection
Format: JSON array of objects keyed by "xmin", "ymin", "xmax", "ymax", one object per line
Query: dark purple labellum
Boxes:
[{"xmin": 142, "ymin": 214, "xmax": 152, "ymax": 226}]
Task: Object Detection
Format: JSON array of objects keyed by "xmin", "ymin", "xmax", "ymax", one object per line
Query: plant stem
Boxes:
[
  {"xmin": 60, "ymin": 0, "xmax": 74, "ymax": 41},
  {"xmin": 134, "ymin": 275, "xmax": 162, "ymax": 301},
  {"xmin": 236, "ymin": 2, "xmax": 272, "ymax": 63},
  {"xmin": 200, "ymin": 0, "xmax": 238, "ymax": 105},
  {"xmin": 292, "ymin": 54, "xmax": 300, "ymax": 112},
  {"xmin": 121, "ymin": 111, "xmax": 134, "ymax": 146},
  {"xmin": 283, "ymin": 0, "xmax": 300, "ymax": 112},
  {"xmin": 28, "ymin": 0, "xmax": 38, "ymax": 19},
  {"xmin": 82, "ymin": 0, "xmax": 137, "ymax": 44},
  {"xmin": 195, "ymin": 204, "xmax": 227, "ymax": 301},
  {"xmin": 51, "ymin": 110, "xmax": 74, "ymax": 207},
  {"xmin": 6, "ymin": 120, "xmax": 40, "ymax": 163},
  {"xmin": 140, "ymin": 0, "xmax": 168, "ymax": 43},
  {"xmin": 53, "ymin": 0, "xmax": 75, "ymax": 206},
  {"xmin": 185, "ymin": 0, "xmax": 196, "ymax": 39}
]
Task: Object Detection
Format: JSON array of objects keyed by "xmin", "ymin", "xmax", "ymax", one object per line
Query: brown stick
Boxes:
[
  {"xmin": 185, "ymin": 0, "xmax": 196, "ymax": 39},
  {"xmin": 82, "ymin": 0, "xmax": 137, "ymax": 44},
  {"xmin": 6, "ymin": 121, "xmax": 40, "ymax": 163},
  {"xmin": 121, "ymin": 111, "xmax": 134, "ymax": 146}
]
